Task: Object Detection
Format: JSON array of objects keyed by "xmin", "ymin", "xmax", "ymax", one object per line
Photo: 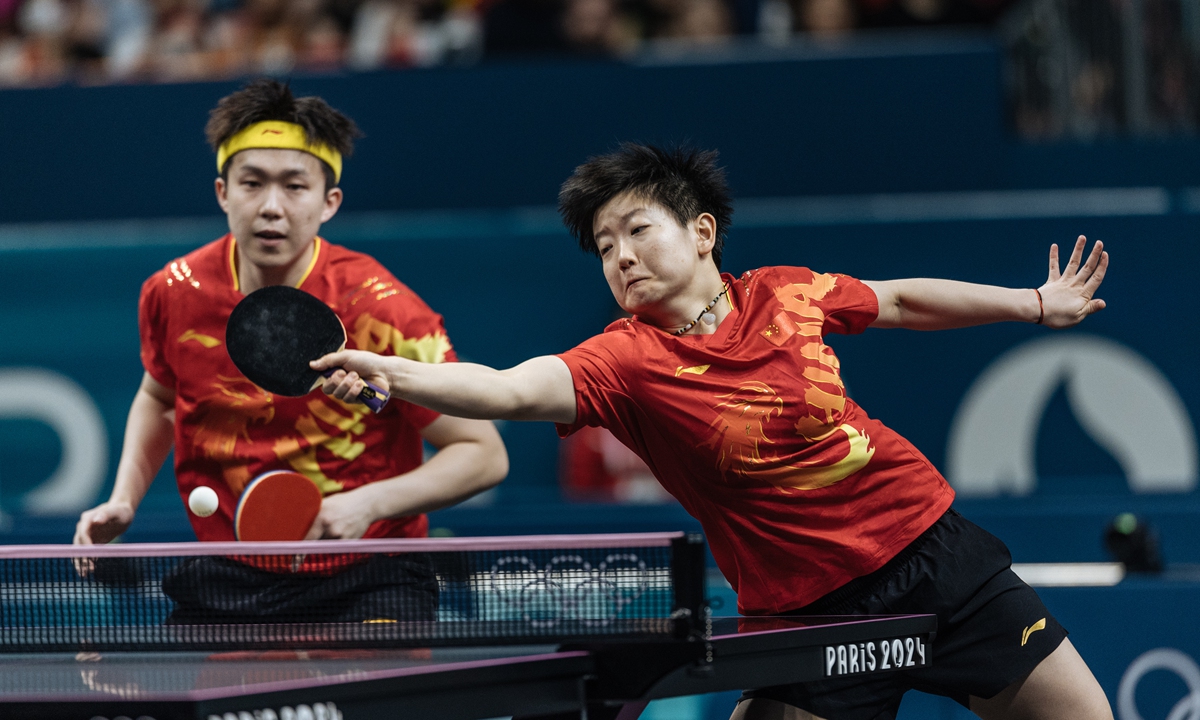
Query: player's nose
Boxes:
[
  {"xmin": 617, "ymin": 242, "xmax": 637, "ymax": 270},
  {"xmin": 259, "ymin": 185, "xmax": 284, "ymax": 218}
]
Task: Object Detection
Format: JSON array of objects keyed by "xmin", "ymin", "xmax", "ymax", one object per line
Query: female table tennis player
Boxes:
[{"xmin": 314, "ymin": 144, "xmax": 1113, "ymax": 719}]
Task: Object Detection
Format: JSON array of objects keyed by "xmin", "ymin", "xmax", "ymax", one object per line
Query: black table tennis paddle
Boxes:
[{"xmin": 226, "ymin": 285, "xmax": 389, "ymax": 413}]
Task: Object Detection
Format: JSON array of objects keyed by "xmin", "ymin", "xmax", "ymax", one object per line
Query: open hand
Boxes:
[{"xmin": 1039, "ymin": 235, "xmax": 1108, "ymax": 329}]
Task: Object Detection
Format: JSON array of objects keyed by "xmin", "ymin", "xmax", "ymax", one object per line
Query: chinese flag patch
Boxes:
[{"xmin": 760, "ymin": 311, "xmax": 798, "ymax": 346}]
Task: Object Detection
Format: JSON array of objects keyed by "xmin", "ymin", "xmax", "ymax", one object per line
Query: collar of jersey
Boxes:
[{"xmin": 228, "ymin": 234, "xmax": 323, "ymax": 293}]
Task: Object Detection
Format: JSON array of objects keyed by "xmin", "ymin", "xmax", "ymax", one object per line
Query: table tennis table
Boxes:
[{"xmin": 0, "ymin": 614, "xmax": 936, "ymax": 720}]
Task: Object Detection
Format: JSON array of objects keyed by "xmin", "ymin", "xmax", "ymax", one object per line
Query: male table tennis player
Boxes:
[
  {"xmin": 315, "ymin": 144, "xmax": 1113, "ymax": 718},
  {"xmin": 73, "ymin": 79, "xmax": 507, "ymax": 624}
]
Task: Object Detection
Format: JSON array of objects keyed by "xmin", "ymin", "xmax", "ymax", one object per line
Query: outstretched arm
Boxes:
[
  {"xmin": 311, "ymin": 354, "xmax": 578, "ymax": 424},
  {"xmin": 866, "ymin": 235, "xmax": 1108, "ymax": 331}
]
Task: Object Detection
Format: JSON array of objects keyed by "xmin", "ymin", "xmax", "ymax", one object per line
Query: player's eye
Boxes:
[
  {"xmin": 631, "ymin": 225, "xmax": 648, "ymax": 235},
  {"xmin": 599, "ymin": 245, "xmax": 612, "ymax": 256}
]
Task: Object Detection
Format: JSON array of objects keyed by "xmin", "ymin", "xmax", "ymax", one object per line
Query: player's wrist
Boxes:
[
  {"xmin": 1031, "ymin": 287, "xmax": 1045, "ymax": 325},
  {"xmin": 350, "ymin": 479, "xmax": 400, "ymax": 521},
  {"xmin": 355, "ymin": 473, "xmax": 424, "ymax": 521},
  {"xmin": 104, "ymin": 495, "xmax": 138, "ymax": 513},
  {"xmin": 383, "ymin": 356, "xmax": 418, "ymax": 396}
]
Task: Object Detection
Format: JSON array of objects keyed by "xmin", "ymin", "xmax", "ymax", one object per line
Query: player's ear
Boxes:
[
  {"xmin": 694, "ymin": 213, "xmax": 717, "ymax": 257},
  {"xmin": 320, "ymin": 186, "xmax": 343, "ymax": 223},
  {"xmin": 215, "ymin": 177, "xmax": 229, "ymax": 212}
]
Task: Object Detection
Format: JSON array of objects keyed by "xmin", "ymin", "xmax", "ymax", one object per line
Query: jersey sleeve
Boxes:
[
  {"xmin": 554, "ymin": 333, "xmax": 633, "ymax": 438},
  {"xmin": 343, "ymin": 281, "xmax": 455, "ymax": 430},
  {"xmin": 138, "ymin": 271, "xmax": 177, "ymax": 389},
  {"xmin": 817, "ymin": 273, "xmax": 879, "ymax": 336},
  {"xmin": 345, "ymin": 283, "xmax": 457, "ymax": 363}
]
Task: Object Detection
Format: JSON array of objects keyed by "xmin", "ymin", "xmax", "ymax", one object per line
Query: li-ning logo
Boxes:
[
  {"xmin": 261, "ymin": 128, "xmax": 284, "ymax": 135},
  {"xmin": 1021, "ymin": 618, "xmax": 1046, "ymax": 647}
]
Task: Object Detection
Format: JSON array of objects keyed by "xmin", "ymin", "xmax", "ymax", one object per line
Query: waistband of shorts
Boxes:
[{"xmin": 795, "ymin": 508, "xmax": 956, "ymax": 615}]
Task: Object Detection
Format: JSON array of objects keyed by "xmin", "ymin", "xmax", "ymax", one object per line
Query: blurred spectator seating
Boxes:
[
  {"xmin": 1004, "ymin": 0, "xmax": 1200, "ymax": 139},
  {"xmin": 0, "ymin": 0, "xmax": 1015, "ymax": 88}
]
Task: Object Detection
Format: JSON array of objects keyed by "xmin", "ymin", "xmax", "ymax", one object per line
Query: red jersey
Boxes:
[
  {"xmin": 557, "ymin": 266, "xmax": 954, "ymax": 614},
  {"xmin": 140, "ymin": 234, "xmax": 455, "ymax": 542}
]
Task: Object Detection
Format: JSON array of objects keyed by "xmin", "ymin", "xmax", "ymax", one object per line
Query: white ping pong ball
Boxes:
[{"xmin": 188, "ymin": 486, "xmax": 219, "ymax": 518}]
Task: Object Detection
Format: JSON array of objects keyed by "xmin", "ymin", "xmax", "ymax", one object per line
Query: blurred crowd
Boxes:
[
  {"xmin": 0, "ymin": 0, "xmax": 1015, "ymax": 88},
  {"xmin": 1005, "ymin": 0, "xmax": 1200, "ymax": 139}
]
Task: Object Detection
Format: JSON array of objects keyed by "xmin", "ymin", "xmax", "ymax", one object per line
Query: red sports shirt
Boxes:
[
  {"xmin": 557, "ymin": 266, "xmax": 955, "ymax": 614},
  {"xmin": 140, "ymin": 234, "xmax": 455, "ymax": 542}
]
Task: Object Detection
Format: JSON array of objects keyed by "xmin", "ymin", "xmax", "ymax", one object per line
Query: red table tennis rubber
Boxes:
[{"xmin": 235, "ymin": 471, "xmax": 322, "ymax": 542}]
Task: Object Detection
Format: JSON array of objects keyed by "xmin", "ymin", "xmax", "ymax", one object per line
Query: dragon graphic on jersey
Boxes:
[{"xmin": 704, "ymin": 273, "xmax": 875, "ymax": 493}]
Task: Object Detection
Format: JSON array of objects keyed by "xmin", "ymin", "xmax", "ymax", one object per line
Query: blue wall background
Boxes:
[
  {"xmin": 2, "ymin": 34, "xmax": 1198, "ymax": 224},
  {"xmin": 3, "ymin": 34, "xmax": 1199, "ymax": 552},
  {"xmin": 1, "ymin": 31, "xmax": 1199, "ymax": 719}
]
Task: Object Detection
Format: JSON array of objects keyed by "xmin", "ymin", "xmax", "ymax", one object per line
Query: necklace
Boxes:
[{"xmin": 672, "ymin": 284, "xmax": 730, "ymax": 336}]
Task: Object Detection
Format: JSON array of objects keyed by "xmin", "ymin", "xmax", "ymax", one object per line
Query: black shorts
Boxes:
[
  {"xmin": 742, "ymin": 508, "xmax": 1067, "ymax": 720},
  {"xmin": 162, "ymin": 553, "xmax": 439, "ymax": 624}
]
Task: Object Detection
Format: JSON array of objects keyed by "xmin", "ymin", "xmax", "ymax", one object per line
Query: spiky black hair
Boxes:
[{"xmin": 558, "ymin": 143, "xmax": 733, "ymax": 268}]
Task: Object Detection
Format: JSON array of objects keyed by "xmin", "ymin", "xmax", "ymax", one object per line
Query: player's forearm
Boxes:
[
  {"xmin": 318, "ymin": 351, "xmax": 576, "ymax": 422},
  {"xmin": 867, "ymin": 279, "xmax": 1042, "ymax": 330},
  {"xmin": 109, "ymin": 386, "xmax": 175, "ymax": 510},
  {"xmin": 384, "ymin": 359, "xmax": 515, "ymax": 418},
  {"xmin": 386, "ymin": 357, "xmax": 568, "ymax": 422},
  {"xmin": 360, "ymin": 435, "xmax": 508, "ymax": 518}
]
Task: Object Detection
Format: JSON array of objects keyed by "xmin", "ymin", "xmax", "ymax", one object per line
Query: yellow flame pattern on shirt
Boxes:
[
  {"xmin": 270, "ymin": 398, "xmax": 371, "ymax": 494},
  {"xmin": 191, "ymin": 377, "xmax": 275, "ymax": 493},
  {"xmin": 350, "ymin": 313, "xmax": 450, "ymax": 363}
]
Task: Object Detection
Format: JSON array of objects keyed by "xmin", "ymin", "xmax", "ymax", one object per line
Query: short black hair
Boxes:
[
  {"xmin": 205, "ymin": 78, "xmax": 362, "ymax": 190},
  {"xmin": 558, "ymin": 143, "xmax": 733, "ymax": 268}
]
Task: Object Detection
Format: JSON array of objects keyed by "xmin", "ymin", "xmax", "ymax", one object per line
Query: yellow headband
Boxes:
[{"xmin": 216, "ymin": 120, "xmax": 343, "ymax": 183}]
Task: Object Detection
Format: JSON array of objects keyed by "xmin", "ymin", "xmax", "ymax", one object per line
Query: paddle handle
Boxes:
[
  {"xmin": 357, "ymin": 379, "xmax": 390, "ymax": 413},
  {"xmin": 321, "ymin": 369, "xmax": 390, "ymax": 413}
]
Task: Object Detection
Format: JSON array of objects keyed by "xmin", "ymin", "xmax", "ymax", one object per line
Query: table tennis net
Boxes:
[{"xmin": 0, "ymin": 533, "xmax": 706, "ymax": 652}]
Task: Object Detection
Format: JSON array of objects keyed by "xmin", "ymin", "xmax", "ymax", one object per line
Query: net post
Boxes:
[{"xmin": 669, "ymin": 533, "xmax": 707, "ymax": 640}]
